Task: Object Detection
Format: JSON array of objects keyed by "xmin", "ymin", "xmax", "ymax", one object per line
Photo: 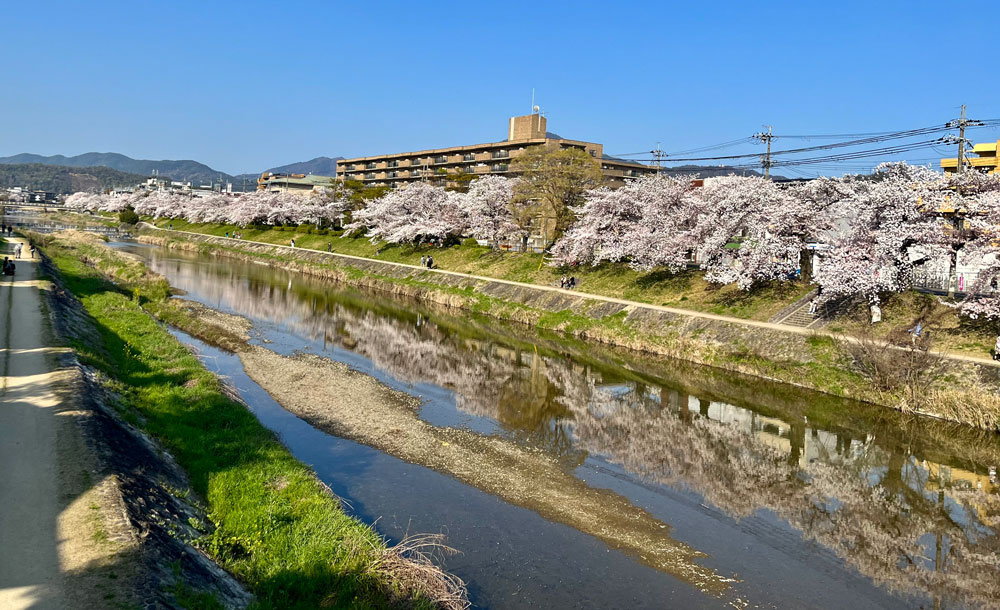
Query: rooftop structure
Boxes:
[
  {"xmin": 941, "ymin": 140, "xmax": 1000, "ymax": 174},
  {"xmin": 336, "ymin": 113, "xmax": 658, "ymax": 188}
]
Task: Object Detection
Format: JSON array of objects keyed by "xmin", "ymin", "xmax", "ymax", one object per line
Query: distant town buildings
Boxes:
[
  {"xmin": 3, "ymin": 187, "xmax": 57, "ymax": 203},
  {"xmin": 256, "ymin": 172, "xmax": 335, "ymax": 194},
  {"xmin": 336, "ymin": 113, "xmax": 658, "ymax": 189},
  {"xmin": 941, "ymin": 140, "xmax": 1000, "ymax": 174},
  {"xmin": 137, "ymin": 176, "xmax": 235, "ymax": 197}
]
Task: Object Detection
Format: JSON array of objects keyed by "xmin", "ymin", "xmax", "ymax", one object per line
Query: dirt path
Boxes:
[{"xmin": 0, "ymin": 238, "xmax": 68, "ymax": 609}]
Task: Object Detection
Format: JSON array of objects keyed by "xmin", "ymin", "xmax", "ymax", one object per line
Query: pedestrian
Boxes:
[
  {"xmin": 869, "ymin": 302, "xmax": 882, "ymax": 325},
  {"xmin": 327, "ymin": 242, "xmax": 333, "ymax": 253},
  {"xmin": 808, "ymin": 296, "xmax": 818, "ymax": 315},
  {"xmin": 29, "ymin": 245, "xmax": 35, "ymax": 259},
  {"xmin": 993, "ymin": 335, "xmax": 1000, "ymax": 361},
  {"xmin": 14, "ymin": 244, "xmax": 22, "ymax": 259},
  {"xmin": 420, "ymin": 255, "xmax": 426, "ymax": 267},
  {"xmin": 909, "ymin": 321, "xmax": 924, "ymax": 346},
  {"xmin": 290, "ymin": 238, "xmax": 296, "ymax": 248},
  {"xmin": 426, "ymin": 255, "xmax": 434, "ymax": 269},
  {"xmin": 568, "ymin": 276, "xmax": 577, "ymax": 289},
  {"xmin": 225, "ymin": 231, "xmax": 230, "ymax": 238}
]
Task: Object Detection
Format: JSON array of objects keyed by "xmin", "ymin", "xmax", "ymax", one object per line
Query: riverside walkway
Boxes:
[
  {"xmin": 145, "ymin": 225, "xmax": 1000, "ymax": 370},
  {"xmin": 0, "ymin": 237, "xmax": 69, "ymax": 609}
]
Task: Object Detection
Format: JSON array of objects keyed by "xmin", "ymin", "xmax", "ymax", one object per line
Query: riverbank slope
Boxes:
[
  {"xmin": 30, "ymin": 230, "xmax": 467, "ymax": 609},
  {"xmin": 137, "ymin": 227, "xmax": 1000, "ymax": 431}
]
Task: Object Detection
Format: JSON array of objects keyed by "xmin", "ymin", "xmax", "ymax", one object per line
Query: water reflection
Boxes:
[{"xmin": 130, "ymin": 243, "xmax": 1000, "ymax": 608}]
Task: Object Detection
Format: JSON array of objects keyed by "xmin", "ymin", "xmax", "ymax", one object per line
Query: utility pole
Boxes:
[
  {"xmin": 753, "ymin": 126, "xmax": 774, "ymax": 179},
  {"xmin": 956, "ymin": 104, "xmax": 968, "ymax": 174},
  {"xmin": 650, "ymin": 142, "xmax": 666, "ymax": 177}
]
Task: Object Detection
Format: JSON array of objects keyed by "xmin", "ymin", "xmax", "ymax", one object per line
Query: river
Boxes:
[{"xmin": 110, "ymin": 240, "xmax": 1000, "ymax": 609}]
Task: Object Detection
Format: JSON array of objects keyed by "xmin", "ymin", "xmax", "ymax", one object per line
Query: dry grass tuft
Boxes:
[{"xmin": 374, "ymin": 534, "xmax": 469, "ymax": 610}]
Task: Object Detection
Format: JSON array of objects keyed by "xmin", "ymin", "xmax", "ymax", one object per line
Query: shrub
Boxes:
[{"xmin": 119, "ymin": 206, "xmax": 140, "ymax": 225}]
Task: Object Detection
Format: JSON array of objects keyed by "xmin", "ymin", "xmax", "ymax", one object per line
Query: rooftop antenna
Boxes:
[{"xmin": 531, "ymin": 88, "xmax": 536, "ymax": 114}]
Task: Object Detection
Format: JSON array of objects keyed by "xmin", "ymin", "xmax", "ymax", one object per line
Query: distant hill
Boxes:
[
  {"xmin": 232, "ymin": 156, "xmax": 343, "ymax": 186},
  {"xmin": 0, "ymin": 163, "xmax": 148, "ymax": 194},
  {"xmin": 268, "ymin": 156, "xmax": 342, "ymax": 176},
  {"xmin": 657, "ymin": 164, "xmax": 788, "ymax": 180},
  {"xmin": 0, "ymin": 152, "xmax": 232, "ymax": 186}
]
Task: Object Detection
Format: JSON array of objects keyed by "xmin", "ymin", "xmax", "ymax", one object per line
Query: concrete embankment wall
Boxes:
[{"xmin": 137, "ymin": 229, "xmax": 1000, "ymax": 423}]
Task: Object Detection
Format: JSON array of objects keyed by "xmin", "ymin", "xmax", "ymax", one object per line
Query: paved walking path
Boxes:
[
  {"xmin": 148, "ymin": 225, "xmax": 1000, "ymax": 370},
  {"xmin": 0, "ymin": 237, "xmax": 69, "ymax": 609}
]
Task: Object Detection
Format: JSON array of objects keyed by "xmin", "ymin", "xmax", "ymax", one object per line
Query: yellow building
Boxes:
[{"xmin": 941, "ymin": 140, "xmax": 1000, "ymax": 174}]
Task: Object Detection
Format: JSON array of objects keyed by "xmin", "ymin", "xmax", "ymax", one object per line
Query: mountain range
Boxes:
[
  {"xmin": 0, "ymin": 153, "xmax": 344, "ymax": 190},
  {"xmin": 0, "ymin": 152, "xmax": 784, "ymax": 194},
  {"xmin": 0, "ymin": 163, "xmax": 148, "ymax": 194}
]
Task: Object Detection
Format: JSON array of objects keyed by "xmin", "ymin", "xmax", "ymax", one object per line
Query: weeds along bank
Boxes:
[
  {"xmin": 137, "ymin": 228, "xmax": 1000, "ymax": 431},
  {"xmin": 29, "ymin": 230, "xmax": 467, "ymax": 610}
]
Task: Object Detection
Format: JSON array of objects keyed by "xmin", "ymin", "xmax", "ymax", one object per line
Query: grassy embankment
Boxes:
[
  {"xmin": 33, "ymin": 231, "xmax": 461, "ymax": 610},
  {"xmin": 150, "ymin": 219, "xmax": 1000, "ymax": 358},
  {"xmin": 135, "ymin": 223, "xmax": 1000, "ymax": 430},
  {"xmin": 151, "ymin": 218, "xmax": 809, "ymax": 321}
]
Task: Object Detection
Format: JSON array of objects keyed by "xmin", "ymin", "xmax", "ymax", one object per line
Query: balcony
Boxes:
[{"xmin": 491, "ymin": 150, "xmax": 509, "ymax": 159}]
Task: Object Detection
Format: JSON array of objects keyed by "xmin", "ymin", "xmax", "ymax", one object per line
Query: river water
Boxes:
[{"xmin": 110, "ymin": 241, "xmax": 1000, "ymax": 609}]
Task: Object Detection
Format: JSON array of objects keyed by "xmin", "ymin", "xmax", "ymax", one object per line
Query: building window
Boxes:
[
  {"xmin": 388, "ymin": 170, "xmax": 399, "ymax": 178},
  {"xmin": 491, "ymin": 163, "xmax": 508, "ymax": 172},
  {"xmin": 410, "ymin": 169, "xmax": 422, "ymax": 177},
  {"xmin": 410, "ymin": 158, "xmax": 423, "ymax": 166},
  {"xmin": 365, "ymin": 162, "xmax": 376, "ymax": 169},
  {"xmin": 463, "ymin": 153, "xmax": 475, "ymax": 162},
  {"xmin": 365, "ymin": 172, "xmax": 376, "ymax": 180},
  {"xmin": 491, "ymin": 150, "xmax": 509, "ymax": 159},
  {"xmin": 388, "ymin": 160, "xmax": 399, "ymax": 168},
  {"xmin": 434, "ymin": 156, "xmax": 448, "ymax": 164}
]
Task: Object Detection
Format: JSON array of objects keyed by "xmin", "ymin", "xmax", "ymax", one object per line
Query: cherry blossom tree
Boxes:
[
  {"xmin": 551, "ymin": 175, "xmax": 700, "ymax": 271},
  {"xmin": 691, "ymin": 175, "xmax": 824, "ymax": 289},
  {"xmin": 939, "ymin": 171, "xmax": 1000, "ymax": 318},
  {"xmin": 459, "ymin": 175, "xmax": 523, "ymax": 248},
  {"xmin": 816, "ymin": 163, "xmax": 945, "ymax": 303},
  {"xmin": 344, "ymin": 182, "xmax": 466, "ymax": 244}
]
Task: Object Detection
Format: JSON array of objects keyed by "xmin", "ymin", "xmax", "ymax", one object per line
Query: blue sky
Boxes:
[{"xmin": 4, "ymin": 0, "xmax": 999, "ymax": 176}]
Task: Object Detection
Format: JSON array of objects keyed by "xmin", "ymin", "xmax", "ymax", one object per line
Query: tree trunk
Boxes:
[{"xmin": 799, "ymin": 248, "xmax": 813, "ymax": 283}]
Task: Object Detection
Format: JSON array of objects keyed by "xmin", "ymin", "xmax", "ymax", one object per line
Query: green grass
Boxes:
[
  {"xmin": 152, "ymin": 218, "xmax": 810, "ymax": 321},
  {"xmin": 36, "ymin": 234, "xmax": 438, "ymax": 610}
]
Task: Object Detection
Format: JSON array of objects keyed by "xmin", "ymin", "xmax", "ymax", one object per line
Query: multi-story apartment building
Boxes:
[
  {"xmin": 257, "ymin": 172, "xmax": 335, "ymax": 194},
  {"xmin": 336, "ymin": 113, "xmax": 657, "ymax": 188},
  {"xmin": 941, "ymin": 140, "xmax": 1000, "ymax": 174}
]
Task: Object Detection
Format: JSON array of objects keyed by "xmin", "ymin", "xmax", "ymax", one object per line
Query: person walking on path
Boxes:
[
  {"xmin": 870, "ymin": 302, "xmax": 882, "ymax": 325},
  {"xmin": 909, "ymin": 321, "xmax": 924, "ymax": 346},
  {"xmin": 420, "ymin": 256, "xmax": 426, "ymax": 267},
  {"xmin": 426, "ymin": 255, "xmax": 434, "ymax": 269},
  {"xmin": 808, "ymin": 286, "xmax": 823, "ymax": 315},
  {"xmin": 290, "ymin": 238, "xmax": 296, "ymax": 248},
  {"xmin": 14, "ymin": 243, "xmax": 22, "ymax": 259}
]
